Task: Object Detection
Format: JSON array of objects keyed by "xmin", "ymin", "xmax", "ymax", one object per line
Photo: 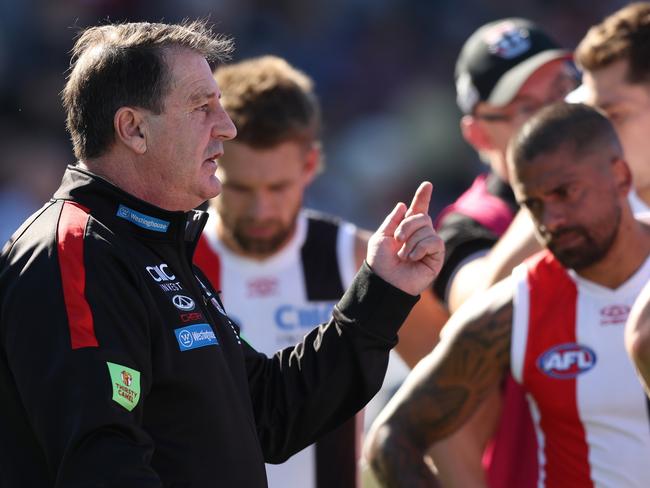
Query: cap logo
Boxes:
[{"xmin": 485, "ymin": 22, "xmax": 531, "ymax": 59}]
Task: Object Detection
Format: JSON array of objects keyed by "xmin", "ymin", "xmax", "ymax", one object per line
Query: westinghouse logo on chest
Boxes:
[{"xmin": 174, "ymin": 323, "xmax": 219, "ymax": 351}]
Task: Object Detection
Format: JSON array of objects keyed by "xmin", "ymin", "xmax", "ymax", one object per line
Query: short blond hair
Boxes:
[
  {"xmin": 215, "ymin": 55, "xmax": 321, "ymax": 149},
  {"xmin": 576, "ymin": 2, "xmax": 650, "ymax": 83}
]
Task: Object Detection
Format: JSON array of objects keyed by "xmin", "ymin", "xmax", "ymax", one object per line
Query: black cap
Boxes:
[{"xmin": 455, "ymin": 18, "xmax": 571, "ymax": 114}]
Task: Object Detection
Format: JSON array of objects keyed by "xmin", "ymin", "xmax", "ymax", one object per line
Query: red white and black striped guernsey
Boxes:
[
  {"xmin": 194, "ymin": 208, "xmax": 361, "ymax": 488},
  {"xmin": 511, "ymin": 250, "xmax": 650, "ymax": 488}
]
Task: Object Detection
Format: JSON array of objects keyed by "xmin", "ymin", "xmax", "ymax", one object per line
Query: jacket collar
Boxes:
[{"xmin": 53, "ymin": 165, "xmax": 209, "ymax": 245}]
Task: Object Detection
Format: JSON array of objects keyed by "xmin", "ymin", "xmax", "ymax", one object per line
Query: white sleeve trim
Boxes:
[
  {"xmin": 511, "ymin": 262, "xmax": 531, "ymax": 385},
  {"xmin": 337, "ymin": 221, "xmax": 358, "ymax": 289}
]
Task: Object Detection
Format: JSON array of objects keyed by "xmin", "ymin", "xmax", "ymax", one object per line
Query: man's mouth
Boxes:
[
  {"xmin": 549, "ymin": 229, "xmax": 585, "ymax": 249},
  {"xmin": 205, "ymin": 150, "xmax": 223, "ymax": 165}
]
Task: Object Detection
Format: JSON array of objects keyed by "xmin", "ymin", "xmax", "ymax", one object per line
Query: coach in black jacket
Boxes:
[{"xmin": 0, "ymin": 21, "xmax": 443, "ymax": 487}]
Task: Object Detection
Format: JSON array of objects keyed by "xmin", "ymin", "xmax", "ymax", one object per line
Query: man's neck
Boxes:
[
  {"xmin": 489, "ymin": 154, "xmax": 510, "ymax": 183},
  {"xmin": 80, "ymin": 156, "xmax": 149, "ymax": 202},
  {"xmin": 576, "ymin": 213, "xmax": 650, "ymax": 289},
  {"xmin": 81, "ymin": 155, "xmax": 191, "ymax": 212}
]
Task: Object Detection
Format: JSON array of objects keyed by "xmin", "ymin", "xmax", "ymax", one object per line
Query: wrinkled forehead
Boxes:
[{"xmin": 163, "ymin": 47, "xmax": 217, "ymax": 94}]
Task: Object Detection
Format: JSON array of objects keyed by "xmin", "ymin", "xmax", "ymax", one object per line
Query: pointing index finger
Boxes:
[{"xmin": 405, "ymin": 181, "xmax": 433, "ymax": 218}]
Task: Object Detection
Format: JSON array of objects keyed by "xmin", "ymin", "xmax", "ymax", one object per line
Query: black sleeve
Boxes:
[
  {"xmin": 244, "ymin": 262, "xmax": 419, "ymax": 463},
  {"xmin": 0, "ymin": 214, "xmax": 161, "ymax": 487},
  {"xmin": 433, "ymin": 212, "xmax": 499, "ymax": 303}
]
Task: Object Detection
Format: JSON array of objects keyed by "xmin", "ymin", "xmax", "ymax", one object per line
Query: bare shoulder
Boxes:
[
  {"xmin": 375, "ymin": 277, "xmax": 514, "ymax": 445},
  {"xmin": 630, "ymin": 279, "xmax": 650, "ymax": 325},
  {"xmin": 439, "ymin": 275, "xmax": 514, "ymax": 350}
]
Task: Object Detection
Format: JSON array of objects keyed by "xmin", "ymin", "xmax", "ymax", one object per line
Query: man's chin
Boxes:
[
  {"xmin": 234, "ymin": 233, "xmax": 288, "ymax": 256},
  {"xmin": 240, "ymin": 240, "xmax": 282, "ymax": 256},
  {"xmin": 551, "ymin": 247, "xmax": 598, "ymax": 271},
  {"xmin": 233, "ymin": 220, "xmax": 296, "ymax": 257},
  {"xmin": 200, "ymin": 178, "xmax": 222, "ymax": 200}
]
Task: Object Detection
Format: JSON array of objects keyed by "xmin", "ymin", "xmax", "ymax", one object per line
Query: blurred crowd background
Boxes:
[{"xmin": 0, "ymin": 0, "xmax": 628, "ymax": 244}]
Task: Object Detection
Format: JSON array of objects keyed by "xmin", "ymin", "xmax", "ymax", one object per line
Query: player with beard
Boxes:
[
  {"xmin": 475, "ymin": 3, "xmax": 650, "ymax": 291},
  {"xmin": 365, "ymin": 102, "xmax": 650, "ymax": 487},
  {"xmin": 193, "ymin": 55, "xmax": 447, "ymax": 488},
  {"xmin": 416, "ymin": 19, "xmax": 578, "ymax": 488}
]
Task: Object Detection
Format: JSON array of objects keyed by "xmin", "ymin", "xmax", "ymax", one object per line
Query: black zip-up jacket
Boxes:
[{"xmin": 0, "ymin": 166, "xmax": 418, "ymax": 487}]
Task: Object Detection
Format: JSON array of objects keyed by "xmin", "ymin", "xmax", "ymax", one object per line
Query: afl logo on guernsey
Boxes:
[{"xmin": 538, "ymin": 343, "xmax": 597, "ymax": 379}]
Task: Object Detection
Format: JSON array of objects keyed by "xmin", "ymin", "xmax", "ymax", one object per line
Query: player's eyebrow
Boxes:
[{"xmin": 187, "ymin": 90, "xmax": 217, "ymax": 105}]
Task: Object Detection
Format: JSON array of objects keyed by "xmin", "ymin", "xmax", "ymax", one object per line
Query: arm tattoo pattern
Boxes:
[{"xmin": 370, "ymin": 281, "xmax": 514, "ymax": 487}]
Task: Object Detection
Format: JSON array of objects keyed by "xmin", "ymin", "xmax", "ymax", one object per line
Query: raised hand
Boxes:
[{"xmin": 366, "ymin": 182, "xmax": 444, "ymax": 295}]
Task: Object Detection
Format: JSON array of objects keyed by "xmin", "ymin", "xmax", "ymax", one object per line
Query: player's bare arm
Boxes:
[
  {"xmin": 425, "ymin": 390, "xmax": 501, "ymax": 487},
  {"xmin": 364, "ymin": 278, "xmax": 514, "ymax": 487},
  {"xmin": 626, "ymin": 280, "xmax": 650, "ymax": 394},
  {"xmin": 448, "ymin": 209, "xmax": 541, "ymax": 313}
]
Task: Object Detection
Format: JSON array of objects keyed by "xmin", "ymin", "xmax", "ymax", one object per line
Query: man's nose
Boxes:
[
  {"xmin": 249, "ymin": 193, "xmax": 274, "ymax": 220},
  {"xmin": 213, "ymin": 107, "xmax": 237, "ymax": 141},
  {"xmin": 540, "ymin": 203, "xmax": 568, "ymax": 234}
]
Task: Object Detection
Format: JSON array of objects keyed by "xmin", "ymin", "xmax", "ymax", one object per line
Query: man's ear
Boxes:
[
  {"xmin": 302, "ymin": 143, "xmax": 321, "ymax": 185},
  {"xmin": 612, "ymin": 157, "xmax": 633, "ymax": 197},
  {"xmin": 460, "ymin": 115, "xmax": 492, "ymax": 152},
  {"xmin": 114, "ymin": 107, "xmax": 147, "ymax": 155}
]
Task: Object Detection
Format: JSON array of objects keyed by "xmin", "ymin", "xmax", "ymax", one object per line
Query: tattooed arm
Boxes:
[{"xmin": 364, "ymin": 277, "xmax": 514, "ymax": 487}]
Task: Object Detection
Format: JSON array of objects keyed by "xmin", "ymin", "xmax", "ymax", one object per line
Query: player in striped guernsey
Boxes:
[
  {"xmin": 365, "ymin": 103, "xmax": 650, "ymax": 488},
  {"xmin": 193, "ymin": 55, "xmax": 447, "ymax": 488},
  {"xmin": 426, "ymin": 20, "xmax": 578, "ymax": 488},
  {"xmin": 474, "ymin": 3, "xmax": 650, "ymax": 292}
]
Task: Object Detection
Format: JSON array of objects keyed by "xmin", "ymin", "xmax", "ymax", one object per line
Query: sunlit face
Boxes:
[
  {"xmin": 214, "ymin": 140, "xmax": 318, "ymax": 258},
  {"xmin": 583, "ymin": 59, "xmax": 650, "ymax": 194},
  {"xmin": 511, "ymin": 143, "xmax": 624, "ymax": 270},
  {"xmin": 141, "ymin": 48, "xmax": 237, "ymax": 211},
  {"xmin": 474, "ymin": 58, "xmax": 578, "ymax": 158}
]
